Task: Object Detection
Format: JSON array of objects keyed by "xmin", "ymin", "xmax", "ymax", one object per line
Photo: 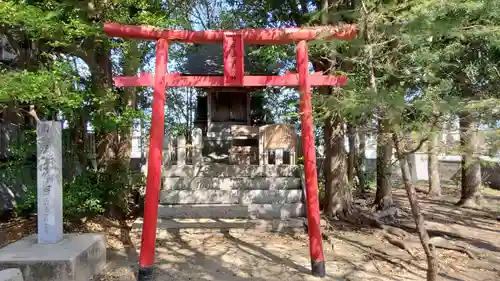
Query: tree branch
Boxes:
[
  {"xmin": 406, "ymin": 136, "xmax": 429, "ymax": 154},
  {"xmin": 20, "ymin": 105, "xmax": 40, "ymax": 123},
  {"xmin": 288, "ymin": 0, "xmax": 305, "ymax": 26},
  {"xmin": 400, "ymin": 114, "xmax": 442, "ymax": 155}
]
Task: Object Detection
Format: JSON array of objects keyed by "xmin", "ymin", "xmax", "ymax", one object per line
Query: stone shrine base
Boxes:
[{"xmin": 0, "ymin": 234, "xmax": 106, "ymax": 281}]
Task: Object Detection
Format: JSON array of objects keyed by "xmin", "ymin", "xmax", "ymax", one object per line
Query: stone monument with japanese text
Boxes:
[
  {"xmin": 0, "ymin": 121, "xmax": 106, "ymax": 281},
  {"xmin": 36, "ymin": 121, "xmax": 63, "ymax": 244}
]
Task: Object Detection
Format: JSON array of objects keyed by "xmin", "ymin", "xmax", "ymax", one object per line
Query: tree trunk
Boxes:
[
  {"xmin": 393, "ymin": 133, "xmax": 438, "ymax": 281},
  {"xmin": 323, "ymin": 115, "xmax": 352, "ymax": 218},
  {"xmin": 347, "ymin": 123, "xmax": 356, "ymax": 184},
  {"xmin": 357, "ymin": 127, "xmax": 367, "ymax": 191},
  {"xmin": 364, "ymin": 10, "xmax": 393, "ymax": 208},
  {"xmin": 457, "ymin": 113, "xmax": 482, "ymax": 207},
  {"xmin": 86, "ymin": 40, "xmax": 116, "ymax": 170},
  {"xmin": 70, "ymin": 112, "xmax": 88, "ymax": 175},
  {"xmin": 427, "ymin": 132, "xmax": 441, "ymax": 196},
  {"xmin": 375, "ymin": 118, "xmax": 393, "ymax": 209},
  {"xmin": 117, "ymin": 41, "xmax": 140, "ymax": 169}
]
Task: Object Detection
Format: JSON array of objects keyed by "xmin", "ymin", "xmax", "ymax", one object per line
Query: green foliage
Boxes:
[
  {"xmin": 0, "ymin": 61, "xmax": 83, "ymax": 115},
  {"xmin": 9, "ymin": 128, "xmax": 145, "ymax": 219},
  {"xmin": 14, "ymin": 170, "xmax": 145, "ymax": 219},
  {"xmin": 13, "ymin": 185, "xmax": 37, "ymax": 216},
  {"xmin": 63, "ymin": 169, "xmax": 144, "ymax": 219},
  {"xmin": 1, "ymin": 0, "xmax": 183, "ymax": 220},
  {"xmin": 62, "ymin": 172, "xmax": 107, "ymax": 217},
  {"xmin": 364, "ymin": 171, "xmax": 377, "ymax": 190}
]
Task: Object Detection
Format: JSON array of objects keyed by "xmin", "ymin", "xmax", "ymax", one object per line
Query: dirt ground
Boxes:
[{"xmin": 2, "ymin": 184, "xmax": 500, "ymax": 281}]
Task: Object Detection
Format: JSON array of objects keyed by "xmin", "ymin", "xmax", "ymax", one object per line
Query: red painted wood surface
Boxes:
[
  {"xmin": 297, "ymin": 40, "xmax": 325, "ymax": 276},
  {"xmin": 104, "ymin": 23, "xmax": 356, "ymax": 44},
  {"xmin": 139, "ymin": 39, "xmax": 168, "ymax": 269},
  {"xmin": 113, "ymin": 73, "xmax": 349, "ymax": 87},
  {"xmin": 223, "ymin": 34, "xmax": 244, "ymax": 85}
]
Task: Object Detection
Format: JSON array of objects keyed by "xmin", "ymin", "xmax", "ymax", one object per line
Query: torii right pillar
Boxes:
[{"xmin": 296, "ymin": 40, "xmax": 325, "ymax": 277}]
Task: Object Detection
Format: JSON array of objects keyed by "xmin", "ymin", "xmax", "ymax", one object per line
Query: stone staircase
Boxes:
[{"xmin": 150, "ymin": 164, "xmax": 306, "ymax": 233}]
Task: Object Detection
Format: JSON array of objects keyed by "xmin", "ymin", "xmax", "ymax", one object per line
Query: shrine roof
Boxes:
[{"xmin": 182, "ymin": 44, "xmax": 281, "ymax": 76}]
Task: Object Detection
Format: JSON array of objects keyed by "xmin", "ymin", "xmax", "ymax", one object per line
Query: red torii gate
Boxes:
[{"xmin": 103, "ymin": 23, "xmax": 356, "ymax": 280}]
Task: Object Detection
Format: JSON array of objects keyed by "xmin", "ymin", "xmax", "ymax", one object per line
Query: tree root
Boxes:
[
  {"xmin": 468, "ymin": 260, "xmax": 500, "ymax": 272},
  {"xmin": 324, "ymin": 207, "xmax": 483, "ymax": 264},
  {"xmin": 428, "ymin": 237, "xmax": 477, "ymax": 260},
  {"xmin": 382, "ymin": 231, "xmax": 417, "ymax": 258},
  {"xmin": 377, "ymin": 226, "xmax": 480, "ymax": 262},
  {"xmin": 381, "ymin": 225, "xmax": 408, "ymax": 239}
]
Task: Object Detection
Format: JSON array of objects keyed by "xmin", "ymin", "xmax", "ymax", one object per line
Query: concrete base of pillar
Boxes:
[
  {"xmin": 0, "ymin": 233, "xmax": 106, "ymax": 281},
  {"xmin": 0, "ymin": 269, "xmax": 23, "ymax": 281}
]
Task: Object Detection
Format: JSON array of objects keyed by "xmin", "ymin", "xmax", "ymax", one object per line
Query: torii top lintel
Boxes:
[
  {"xmin": 103, "ymin": 23, "xmax": 356, "ymax": 88},
  {"xmin": 104, "ymin": 23, "xmax": 356, "ymax": 44}
]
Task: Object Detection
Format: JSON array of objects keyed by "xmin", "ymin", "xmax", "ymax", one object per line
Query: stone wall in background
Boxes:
[{"xmin": 317, "ymin": 154, "xmax": 500, "ymax": 189}]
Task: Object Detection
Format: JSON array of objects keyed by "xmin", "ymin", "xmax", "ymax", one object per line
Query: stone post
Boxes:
[
  {"xmin": 163, "ymin": 136, "xmax": 171, "ymax": 166},
  {"xmin": 407, "ymin": 153, "xmax": 430, "ymax": 182},
  {"xmin": 275, "ymin": 149, "xmax": 284, "ymax": 165},
  {"xmin": 407, "ymin": 154, "xmax": 417, "ymax": 182},
  {"xmin": 415, "ymin": 152, "xmax": 429, "ymax": 181},
  {"xmin": 36, "ymin": 121, "xmax": 63, "ymax": 244},
  {"xmin": 289, "ymin": 148, "xmax": 296, "ymax": 165},
  {"xmin": 177, "ymin": 135, "xmax": 186, "ymax": 165},
  {"xmin": 192, "ymin": 128, "xmax": 203, "ymax": 165},
  {"xmin": 258, "ymin": 126, "xmax": 267, "ymax": 166}
]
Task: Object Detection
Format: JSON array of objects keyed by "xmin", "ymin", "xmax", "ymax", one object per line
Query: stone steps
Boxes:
[
  {"xmin": 132, "ymin": 218, "xmax": 306, "ymax": 235},
  {"xmin": 163, "ymin": 177, "xmax": 301, "ymax": 190},
  {"xmin": 157, "ymin": 203, "xmax": 306, "ymax": 219},
  {"xmin": 160, "ymin": 189, "xmax": 303, "ymax": 205},
  {"xmin": 160, "ymin": 165, "xmax": 305, "ymax": 224},
  {"xmin": 163, "ymin": 164, "xmax": 299, "ymax": 178}
]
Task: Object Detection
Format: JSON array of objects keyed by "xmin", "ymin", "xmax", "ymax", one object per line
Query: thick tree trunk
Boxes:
[
  {"xmin": 357, "ymin": 127, "xmax": 367, "ymax": 191},
  {"xmin": 323, "ymin": 115, "xmax": 352, "ymax": 218},
  {"xmin": 364, "ymin": 12, "xmax": 393, "ymax": 208},
  {"xmin": 457, "ymin": 113, "xmax": 482, "ymax": 207},
  {"xmin": 70, "ymin": 112, "xmax": 88, "ymax": 175},
  {"xmin": 347, "ymin": 123, "xmax": 356, "ymax": 184},
  {"xmin": 117, "ymin": 41, "xmax": 140, "ymax": 169},
  {"xmin": 375, "ymin": 118, "xmax": 393, "ymax": 209},
  {"xmin": 86, "ymin": 40, "xmax": 116, "ymax": 170},
  {"xmin": 393, "ymin": 133, "xmax": 438, "ymax": 281},
  {"xmin": 427, "ymin": 132, "xmax": 441, "ymax": 196}
]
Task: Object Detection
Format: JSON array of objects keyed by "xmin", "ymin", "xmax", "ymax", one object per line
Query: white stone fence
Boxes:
[
  {"xmin": 163, "ymin": 129, "xmax": 203, "ymax": 166},
  {"xmin": 406, "ymin": 153, "xmax": 500, "ymax": 188},
  {"xmin": 162, "ymin": 125, "xmax": 299, "ymax": 166}
]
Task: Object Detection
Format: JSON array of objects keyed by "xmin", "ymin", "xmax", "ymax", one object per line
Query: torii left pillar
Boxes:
[{"xmin": 138, "ymin": 38, "xmax": 168, "ymax": 280}]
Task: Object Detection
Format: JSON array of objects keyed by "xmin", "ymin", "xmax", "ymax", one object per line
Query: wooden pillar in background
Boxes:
[
  {"xmin": 207, "ymin": 91, "xmax": 212, "ymax": 133},
  {"xmin": 247, "ymin": 94, "xmax": 251, "ymax": 125}
]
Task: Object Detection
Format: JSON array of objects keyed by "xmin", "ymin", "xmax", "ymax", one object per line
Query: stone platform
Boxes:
[
  {"xmin": 132, "ymin": 218, "xmax": 308, "ymax": 235},
  {"xmin": 0, "ymin": 234, "xmax": 106, "ymax": 281}
]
